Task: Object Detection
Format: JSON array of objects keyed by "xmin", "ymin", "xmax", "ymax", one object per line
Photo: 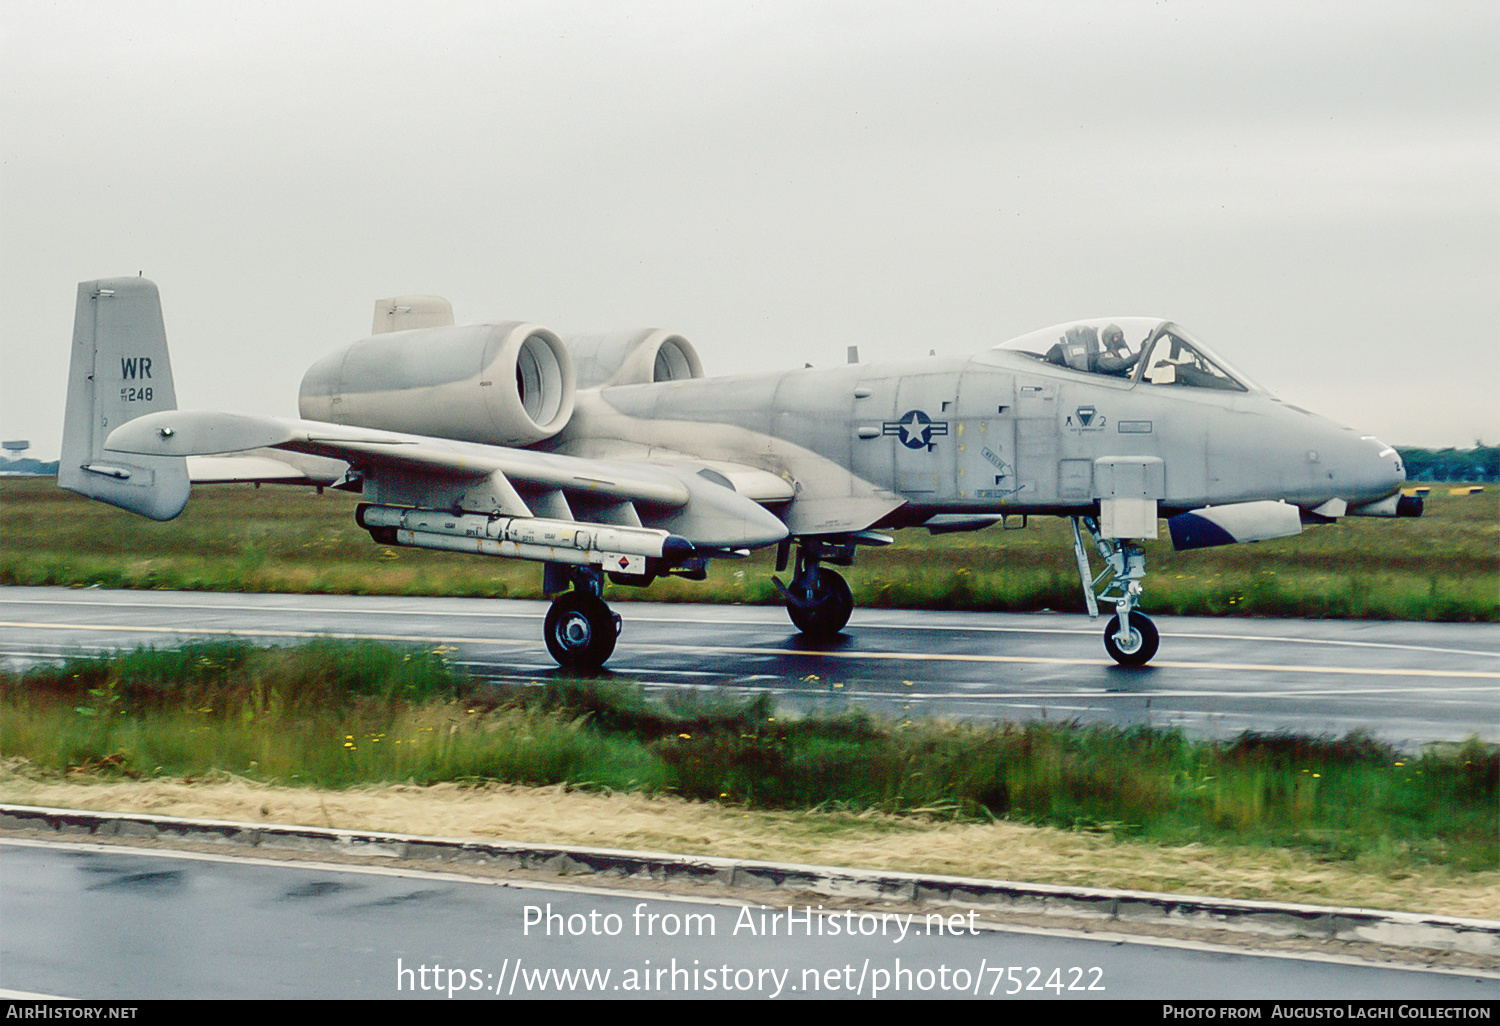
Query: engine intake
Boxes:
[
  {"xmin": 299, "ymin": 322, "xmax": 575, "ymax": 446},
  {"xmin": 566, "ymin": 329, "xmax": 704, "ymax": 388}
]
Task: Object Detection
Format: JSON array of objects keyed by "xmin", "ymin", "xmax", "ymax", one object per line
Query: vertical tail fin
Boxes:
[{"xmin": 58, "ymin": 277, "xmax": 190, "ymax": 520}]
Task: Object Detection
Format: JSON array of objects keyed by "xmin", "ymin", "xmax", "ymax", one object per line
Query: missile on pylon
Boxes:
[{"xmin": 355, "ymin": 504, "xmax": 693, "ymax": 577}]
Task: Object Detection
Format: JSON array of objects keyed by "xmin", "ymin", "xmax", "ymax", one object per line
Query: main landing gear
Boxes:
[
  {"xmin": 1071, "ymin": 516, "xmax": 1160, "ymax": 667},
  {"xmin": 543, "ymin": 566, "xmax": 621, "ymax": 671},
  {"xmin": 772, "ymin": 533, "xmax": 887, "ymax": 640}
]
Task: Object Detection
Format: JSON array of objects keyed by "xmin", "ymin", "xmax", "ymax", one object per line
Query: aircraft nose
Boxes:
[{"xmin": 1355, "ymin": 436, "xmax": 1405, "ymax": 500}]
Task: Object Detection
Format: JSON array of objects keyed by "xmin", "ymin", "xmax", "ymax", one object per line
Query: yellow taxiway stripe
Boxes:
[
  {"xmin": 3, "ymin": 620, "xmax": 1497, "ymax": 680},
  {"xmin": 714, "ymin": 649, "xmax": 1500, "ymax": 679}
]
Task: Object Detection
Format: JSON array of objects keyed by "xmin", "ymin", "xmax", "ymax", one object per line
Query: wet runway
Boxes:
[
  {"xmin": 3, "ymin": 587, "xmax": 1495, "ymax": 745},
  {"xmin": 3, "ymin": 840, "xmax": 1494, "ymax": 1000}
]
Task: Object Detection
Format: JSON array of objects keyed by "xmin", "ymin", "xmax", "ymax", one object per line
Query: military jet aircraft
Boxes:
[{"xmin": 60, "ymin": 278, "xmax": 1417, "ymax": 669}]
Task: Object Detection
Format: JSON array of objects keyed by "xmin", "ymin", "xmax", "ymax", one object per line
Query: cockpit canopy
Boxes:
[{"xmin": 986, "ymin": 318, "xmax": 1260, "ymax": 393}]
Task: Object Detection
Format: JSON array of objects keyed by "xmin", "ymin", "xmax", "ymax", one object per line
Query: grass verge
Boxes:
[
  {"xmin": 3, "ymin": 640, "xmax": 1494, "ymax": 918},
  {"xmin": 2, "ymin": 478, "xmax": 1495, "ymax": 620}
]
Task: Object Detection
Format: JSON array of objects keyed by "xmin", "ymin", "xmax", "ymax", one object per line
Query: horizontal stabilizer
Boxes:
[
  {"xmin": 110, "ymin": 410, "xmax": 304, "ymax": 455},
  {"xmin": 1167, "ymin": 500, "xmax": 1302, "ymax": 551}
]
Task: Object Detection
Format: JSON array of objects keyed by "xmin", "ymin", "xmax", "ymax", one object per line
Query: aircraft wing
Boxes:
[
  {"xmin": 187, "ymin": 449, "xmax": 349, "ymax": 486},
  {"xmin": 104, "ymin": 410, "xmax": 789, "ymax": 548}
]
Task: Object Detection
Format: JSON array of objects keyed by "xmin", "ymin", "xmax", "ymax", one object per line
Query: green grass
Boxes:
[
  {"xmin": 4, "ymin": 641, "xmax": 1494, "ymax": 871},
  {"xmin": 2, "ymin": 641, "xmax": 665, "ymax": 791},
  {"xmin": 2, "ymin": 478, "xmax": 1495, "ymax": 620}
]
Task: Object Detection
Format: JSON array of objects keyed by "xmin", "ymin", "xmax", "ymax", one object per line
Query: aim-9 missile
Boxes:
[{"xmin": 356, "ymin": 504, "xmax": 692, "ymax": 577}]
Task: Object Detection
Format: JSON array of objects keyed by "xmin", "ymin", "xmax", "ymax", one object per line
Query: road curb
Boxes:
[{"xmin": 4, "ymin": 802, "xmax": 1496, "ymax": 958}]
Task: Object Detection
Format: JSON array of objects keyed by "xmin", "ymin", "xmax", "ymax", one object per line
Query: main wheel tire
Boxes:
[
  {"xmin": 787, "ymin": 567, "xmax": 854, "ymax": 638},
  {"xmin": 544, "ymin": 592, "xmax": 618, "ymax": 670},
  {"xmin": 1103, "ymin": 611, "xmax": 1159, "ymax": 667}
]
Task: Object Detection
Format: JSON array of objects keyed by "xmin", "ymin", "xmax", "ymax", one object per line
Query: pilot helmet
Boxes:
[{"xmin": 1102, "ymin": 324, "xmax": 1126, "ymax": 349}]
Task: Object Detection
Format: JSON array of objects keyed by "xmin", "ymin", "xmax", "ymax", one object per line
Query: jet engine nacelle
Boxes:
[
  {"xmin": 298, "ymin": 322, "xmax": 575, "ymax": 446},
  {"xmin": 566, "ymin": 329, "xmax": 704, "ymax": 389}
]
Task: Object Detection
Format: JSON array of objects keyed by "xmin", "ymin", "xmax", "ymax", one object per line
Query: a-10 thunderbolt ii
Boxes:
[{"xmin": 60, "ymin": 277, "xmax": 1418, "ymax": 670}]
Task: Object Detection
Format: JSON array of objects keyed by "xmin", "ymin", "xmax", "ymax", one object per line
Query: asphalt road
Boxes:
[
  {"xmin": 2, "ymin": 586, "xmax": 1496, "ymax": 745},
  {"xmin": 3, "ymin": 839, "xmax": 1494, "ymax": 1000}
]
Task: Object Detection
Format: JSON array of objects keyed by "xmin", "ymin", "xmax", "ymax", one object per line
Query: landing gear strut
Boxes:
[
  {"xmin": 543, "ymin": 566, "xmax": 621, "ymax": 670},
  {"xmin": 1071, "ymin": 517, "xmax": 1160, "ymax": 667},
  {"xmin": 772, "ymin": 534, "xmax": 886, "ymax": 639}
]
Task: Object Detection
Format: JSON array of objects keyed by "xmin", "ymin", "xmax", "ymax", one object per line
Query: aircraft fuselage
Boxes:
[{"xmin": 557, "ymin": 351, "xmax": 1404, "ymax": 528}]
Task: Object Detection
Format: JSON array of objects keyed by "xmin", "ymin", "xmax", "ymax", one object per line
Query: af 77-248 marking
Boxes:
[{"xmin": 60, "ymin": 279, "xmax": 1416, "ymax": 669}]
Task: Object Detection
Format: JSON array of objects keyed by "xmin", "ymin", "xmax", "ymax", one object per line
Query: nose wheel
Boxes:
[
  {"xmin": 544, "ymin": 589, "xmax": 620, "ymax": 670},
  {"xmin": 1103, "ymin": 610, "xmax": 1159, "ymax": 667}
]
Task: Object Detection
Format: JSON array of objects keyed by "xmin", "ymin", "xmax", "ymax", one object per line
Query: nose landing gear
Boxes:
[{"xmin": 1072, "ymin": 516, "xmax": 1160, "ymax": 666}]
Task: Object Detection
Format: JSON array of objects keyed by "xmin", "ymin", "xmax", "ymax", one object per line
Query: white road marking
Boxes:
[
  {"xmin": 4, "ymin": 838, "xmax": 1488, "ymax": 977},
  {"xmin": 4, "ymin": 594, "xmax": 1494, "ymax": 658},
  {"xmin": 2, "ymin": 619, "xmax": 1496, "ymax": 680}
]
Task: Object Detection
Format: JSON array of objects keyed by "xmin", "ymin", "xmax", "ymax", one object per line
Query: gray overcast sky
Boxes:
[{"xmin": 3, "ymin": 0, "xmax": 1496, "ymax": 458}]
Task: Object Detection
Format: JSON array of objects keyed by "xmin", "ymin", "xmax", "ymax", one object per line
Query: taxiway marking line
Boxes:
[
  {"xmin": 15, "ymin": 839, "xmax": 1479, "ymax": 976},
  {"xmin": 3, "ymin": 620, "xmax": 1497, "ymax": 680},
  {"xmin": 5, "ymin": 595, "xmax": 1496, "ymax": 658}
]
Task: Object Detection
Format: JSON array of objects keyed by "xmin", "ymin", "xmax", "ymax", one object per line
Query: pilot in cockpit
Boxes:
[{"xmin": 1092, "ymin": 324, "xmax": 1140, "ymax": 378}]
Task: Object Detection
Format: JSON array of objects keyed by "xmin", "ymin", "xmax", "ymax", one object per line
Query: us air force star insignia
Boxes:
[{"xmin": 883, "ymin": 409, "xmax": 949, "ymax": 450}]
